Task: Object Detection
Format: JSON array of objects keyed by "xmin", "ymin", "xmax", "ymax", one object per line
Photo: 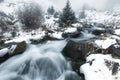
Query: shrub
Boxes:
[{"xmin": 17, "ymin": 2, "xmax": 44, "ymax": 30}]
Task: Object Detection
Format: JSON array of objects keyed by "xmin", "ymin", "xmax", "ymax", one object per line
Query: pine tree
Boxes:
[
  {"xmin": 79, "ymin": 6, "xmax": 86, "ymax": 19},
  {"xmin": 47, "ymin": 6, "xmax": 55, "ymax": 15},
  {"xmin": 59, "ymin": 0, "xmax": 76, "ymax": 27}
]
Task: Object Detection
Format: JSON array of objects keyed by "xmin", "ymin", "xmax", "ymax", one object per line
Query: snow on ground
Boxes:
[
  {"xmin": 80, "ymin": 54, "xmax": 120, "ymax": 80},
  {"xmin": 51, "ymin": 32, "xmax": 63, "ymax": 39},
  {"xmin": 85, "ymin": 10, "xmax": 120, "ymax": 27},
  {"xmin": 85, "ymin": 10, "xmax": 112, "ymax": 23},
  {"xmin": 44, "ymin": 16, "xmax": 59, "ymax": 30},
  {"xmin": 5, "ymin": 31, "xmax": 45, "ymax": 43},
  {"xmin": 95, "ymin": 37, "xmax": 116, "ymax": 49}
]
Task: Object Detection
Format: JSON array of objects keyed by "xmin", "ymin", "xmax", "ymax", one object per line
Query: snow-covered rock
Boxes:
[
  {"xmin": 51, "ymin": 32, "xmax": 63, "ymax": 39},
  {"xmin": 95, "ymin": 38, "xmax": 116, "ymax": 49},
  {"xmin": 0, "ymin": 48, "xmax": 9, "ymax": 57},
  {"xmin": 64, "ymin": 27, "xmax": 77, "ymax": 33}
]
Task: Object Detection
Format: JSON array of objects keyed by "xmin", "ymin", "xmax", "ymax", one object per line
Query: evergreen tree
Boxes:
[
  {"xmin": 47, "ymin": 6, "xmax": 55, "ymax": 15},
  {"xmin": 59, "ymin": 0, "xmax": 76, "ymax": 27},
  {"xmin": 79, "ymin": 6, "xmax": 86, "ymax": 19}
]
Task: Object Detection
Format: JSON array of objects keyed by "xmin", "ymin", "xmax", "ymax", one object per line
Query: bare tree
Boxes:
[{"xmin": 17, "ymin": 2, "xmax": 44, "ymax": 30}]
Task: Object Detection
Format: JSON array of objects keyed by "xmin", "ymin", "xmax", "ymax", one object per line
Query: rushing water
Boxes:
[{"xmin": 0, "ymin": 40, "xmax": 81, "ymax": 80}]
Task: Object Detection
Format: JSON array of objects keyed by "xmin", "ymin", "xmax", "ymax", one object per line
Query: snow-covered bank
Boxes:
[{"xmin": 80, "ymin": 54, "xmax": 120, "ymax": 80}]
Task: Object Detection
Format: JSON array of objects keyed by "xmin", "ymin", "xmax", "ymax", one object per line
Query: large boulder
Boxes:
[
  {"xmin": 62, "ymin": 40, "xmax": 95, "ymax": 76},
  {"xmin": 62, "ymin": 40, "xmax": 95, "ymax": 61},
  {"xmin": 62, "ymin": 40, "xmax": 84, "ymax": 61},
  {"xmin": 11, "ymin": 41, "xmax": 27, "ymax": 56}
]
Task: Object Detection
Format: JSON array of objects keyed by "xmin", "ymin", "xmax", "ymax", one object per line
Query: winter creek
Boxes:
[{"xmin": 0, "ymin": 32, "xmax": 95, "ymax": 80}]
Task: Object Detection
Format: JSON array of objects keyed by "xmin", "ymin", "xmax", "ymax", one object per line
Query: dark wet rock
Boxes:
[
  {"xmin": 92, "ymin": 29, "xmax": 106, "ymax": 36},
  {"xmin": 95, "ymin": 48, "xmax": 110, "ymax": 54},
  {"xmin": 30, "ymin": 39, "xmax": 42, "ymax": 44},
  {"xmin": 108, "ymin": 44, "xmax": 120, "ymax": 57},
  {"xmin": 71, "ymin": 61, "xmax": 85, "ymax": 75},
  {"xmin": 62, "ymin": 31, "xmax": 81, "ymax": 38},
  {"xmin": 62, "ymin": 40, "xmax": 95, "ymax": 76},
  {"xmin": 41, "ymin": 35, "xmax": 61, "ymax": 41},
  {"xmin": 95, "ymin": 48, "xmax": 102, "ymax": 53},
  {"xmin": 77, "ymin": 27, "xmax": 83, "ymax": 32},
  {"xmin": 80, "ymin": 74, "xmax": 85, "ymax": 80},
  {"xmin": 64, "ymin": 71, "xmax": 81, "ymax": 80},
  {"xmin": 62, "ymin": 40, "xmax": 85, "ymax": 61},
  {"xmin": 10, "ymin": 41, "xmax": 27, "ymax": 56},
  {"xmin": 112, "ymin": 62, "xmax": 119, "ymax": 75},
  {"xmin": 62, "ymin": 40, "xmax": 95, "ymax": 61}
]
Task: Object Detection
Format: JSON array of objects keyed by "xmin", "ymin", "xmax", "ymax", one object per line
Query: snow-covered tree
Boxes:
[
  {"xmin": 17, "ymin": 2, "xmax": 44, "ymax": 30},
  {"xmin": 59, "ymin": 0, "xmax": 77, "ymax": 27},
  {"xmin": 47, "ymin": 6, "xmax": 55, "ymax": 15}
]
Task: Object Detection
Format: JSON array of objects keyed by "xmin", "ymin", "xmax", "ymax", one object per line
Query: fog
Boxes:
[
  {"xmin": 4, "ymin": 0, "xmax": 120, "ymax": 12},
  {"xmin": 47, "ymin": 0, "xmax": 120, "ymax": 11}
]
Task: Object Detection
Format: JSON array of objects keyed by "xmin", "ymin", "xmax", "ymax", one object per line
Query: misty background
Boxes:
[
  {"xmin": 2, "ymin": 0, "xmax": 120, "ymax": 12},
  {"xmin": 44, "ymin": 0, "xmax": 120, "ymax": 11}
]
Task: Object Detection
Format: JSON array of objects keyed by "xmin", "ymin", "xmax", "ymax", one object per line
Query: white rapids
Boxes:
[{"xmin": 0, "ymin": 40, "xmax": 80, "ymax": 80}]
